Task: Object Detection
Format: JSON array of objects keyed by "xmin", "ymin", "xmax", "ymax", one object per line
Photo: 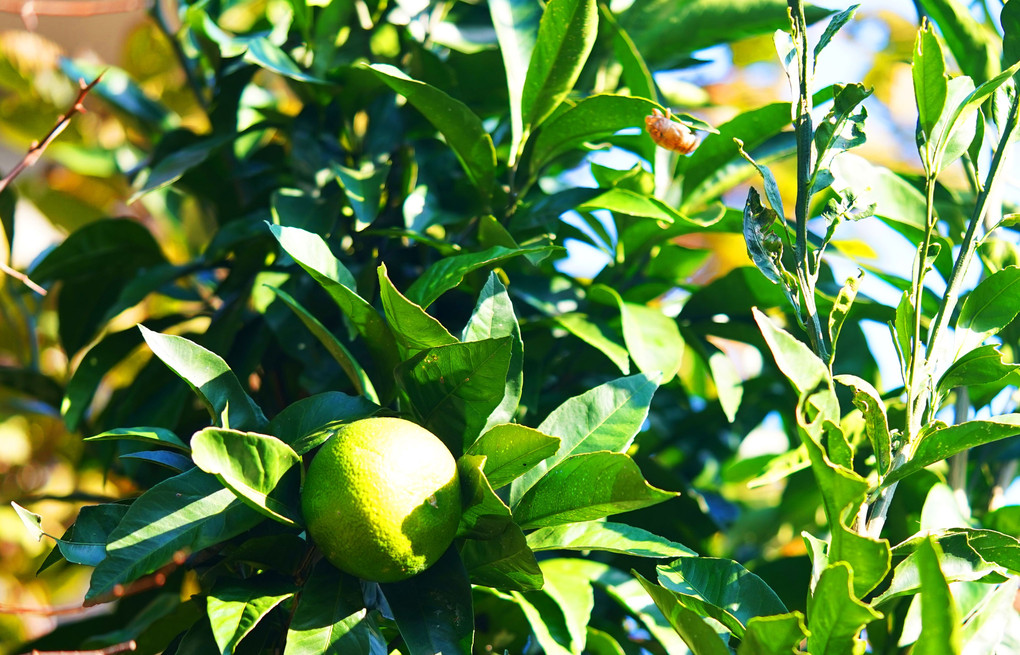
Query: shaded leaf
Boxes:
[
  {"xmin": 633, "ymin": 572, "xmax": 730, "ymax": 655},
  {"xmin": 207, "ymin": 577, "xmax": 295, "ymax": 655},
  {"xmin": 85, "ymin": 427, "xmax": 190, "ymax": 452},
  {"xmin": 913, "ymin": 537, "xmax": 962, "ymax": 655},
  {"xmin": 266, "ymin": 392, "xmax": 380, "ymax": 455}
]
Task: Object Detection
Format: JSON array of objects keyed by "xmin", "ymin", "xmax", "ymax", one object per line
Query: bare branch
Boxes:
[{"xmin": 29, "ymin": 639, "xmax": 137, "ymax": 655}]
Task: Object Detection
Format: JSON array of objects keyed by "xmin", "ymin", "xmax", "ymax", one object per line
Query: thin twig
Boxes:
[
  {"xmin": 29, "ymin": 640, "xmax": 137, "ymax": 655},
  {"xmin": 0, "ymin": 73, "xmax": 102, "ymax": 295},
  {"xmin": 0, "ymin": 260, "xmax": 46, "ymax": 295},
  {"xmin": 0, "ymin": 74, "xmax": 103, "ymax": 195}
]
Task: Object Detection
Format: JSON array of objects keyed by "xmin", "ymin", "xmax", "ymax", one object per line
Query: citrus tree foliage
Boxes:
[{"xmin": 3, "ymin": 0, "xmax": 1020, "ymax": 653}]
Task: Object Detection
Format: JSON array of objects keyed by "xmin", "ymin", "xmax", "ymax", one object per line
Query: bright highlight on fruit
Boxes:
[{"xmin": 300, "ymin": 417, "xmax": 462, "ymax": 582}]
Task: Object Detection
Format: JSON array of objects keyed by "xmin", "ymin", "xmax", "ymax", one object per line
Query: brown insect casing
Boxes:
[{"xmin": 645, "ymin": 108, "xmax": 698, "ymax": 154}]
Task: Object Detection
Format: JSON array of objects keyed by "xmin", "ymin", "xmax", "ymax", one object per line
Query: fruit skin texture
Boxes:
[{"xmin": 301, "ymin": 417, "xmax": 461, "ymax": 583}]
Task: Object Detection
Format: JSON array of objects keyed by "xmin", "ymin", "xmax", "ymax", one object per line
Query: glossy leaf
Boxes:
[
  {"xmin": 805, "ymin": 563, "xmax": 882, "ymax": 655},
  {"xmin": 87, "ymin": 468, "xmax": 262, "ymax": 601},
  {"xmin": 140, "ymin": 326, "xmax": 268, "ymax": 431},
  {"xmin": 510, "ymin": 372, "xmax": 660, "ymax": 506},
  {"xmin": 333, "ymin": 161, "xmax": 390, "ymax": 231},
  {"xmin": 937, "ymin": 344, "xmax": 1020, "ymax": 398},
  {"xmin": 406, "ymin": 245, "xmax": 556, "ymax": 309},
  {"xmin": 632, "ymin": 572, "xmax": 731, "ymax": 654},
  {"xmin": 380, "ymin": 547, "xmax": 474, "ymax": 655},
  {"xmin": 191, "ymin": 428, "xmax": 302, "ymax": 527},
  {"xmin": 955, "ymin": 266, "xmax": 1020, "ymax": 356},
  {"xmin": 552, "ymin": 313, "xmax": 630, "ymax": 374},
  {"xmin": 591, "ymin": 285, "xmax": 684, "ymax": 382},
  {"xmin": 245, "ymin": 38, "xmax": 331, "ymax": 84},
  {"xmin": 737, "ymin": 613, "xmax": 809, "ymax": 655},
  {"xmin": 462, "ymin": 273, "xmax": 524, "ymax": 429},
  {"xmin": 513, "ymin": 451, "xmax": 677, "ymax": 529},
  {"xmin": 120, "ymin": 450, "xmax": 194, "ymax": 472},
  {"xmin": 266, "ymin": 392, "xmax": 380, "ymax": 454},
  {"xmin": 363, "ymin": 63, "xmax": 496, "ymax": 199},
  {"xmin": 85, "ymin": 426, "xmax": 190, "ymax": 452},
  {"xmin": 207, "ymin": 577, "xmax": 295, "ymax": 655},
  {"xmin": 913, "ymin": 21, "xmax": 947, "ymax": 143},
  {"xmin": 913, "ymin": 537, "xmax": 962, "ymax": 655},
  {"xmin": 540, "ymin": 559, "xmax": 596, "ymax": 652},
  {"xmin": 655, "ymin": 557, "xmax": 787, "ymax": 639},
  {"xmin": 465, "ymin": 423, "xmax": 560, "ymax": 489},
  {"xmin": 458, "ymin": 455, "xmax": 543, "ymax": 591},
  {"xmin": 883, "ymin": 414, "xmax": 1020, "ymax": 486},
  {"xmin": 520, "ymin": 0, "xmax": 598, "ymax": 129},
  {"xmin": 39, "ymin": 503, "xmax": 129, "ymax": 570},
  {"xmin": 284, "ymin": 560, "xmax": 387, "ymax": 655},
  {"xmin": 813, "ymin": 5, "xmax": 859, "ymax": 64},
  {"xmin": 753, "ymin": 308, "xmax": 837, "ymax": 419},
  {"xmin": 526, "ymin": 520, "xmax": 696, "ymax": 558},
  {"xmin": 395, "ymin": 338, "xmax": 513, "ymax": 453},
  {"xmin": 378, "ymin": 263, "xmax": 458, "ymax": 353},
  {"xmin": 835, "ymin": 374, "xmax": 893, "ymax": 475},
  {"xmin": 489, "ymin": 0, "xmax": 542, "ymax": 162},
  {"xmin": 528, "ymin": 94, "xmax": 659, "ymax": 173}
]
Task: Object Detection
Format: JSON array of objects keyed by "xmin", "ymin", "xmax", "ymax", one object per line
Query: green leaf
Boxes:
[
  {"xmin": 509, "ymin": 373, "xmax": 660, "ymax": 506},
  {"xmin": 526, "ymin": 521, "xmax": 696, "ymax": 559},
  {"xmin": 655, "ymin": 557, "xmax": 788, "ymax": 639},
  {"xmin": 828, "ymin": 270, "xmax": 862, "ymax": 362},
  {"xmin": 11, "ymin": 501, "xmax": 44, "ymax": 542},
  {"xmin": 266, "ymin": 392, "xmax": 380, "ymax": 454},
  {"xmin": 602, "ymin": 7, "xmax": 655, "ymax": 100},
  {"xmin": 395, "ymin": 338, "xmax": 513, "ymax": 454},
  {"xmin": 958, "ymin": 577, "xmax": 1019, "ymax": 654},
  {"xmin": 489, "ymin": 0, "xmax": 543, "ymax": 163},
  {"xmin": 120, "ymin": 450, "xmax": 194, "ymax": 472},
  {"xmin": 139, "ymin": 326, "xmax": 268, "ymax": 431},
  {"xmin": 913, "ymin": 21, "xmax": 947, "ymax": 142},
  {"xmin": 85, "ymin": 426, "xmax": 190, "ymax": 452},
  {"xmin": 270, "ymin": 224, "xmax": 399, "ymax": 399},
  {"xmin": 362, "ymin": 63, "xmax": 496, "ymax": 200},
  {"xmin": 918, "ymin": 0, "xmax": 997, "ymax": 84},
  {"xmin": 406, "ymin": 245, "xmax": 556, "ymax": 309},
  {"xmin": 579, "ymin": 188, "xmax": 689, "ymax": 224},
  {"xmin": 835, "ymin": 374, "xmax": 893, "ymax": 475},
  {"xmin": 285, "ymin": 560, "xmax": 387, "ymax": 655},
  {"xmin": 737, "ymin": 613, "xmax": 809, "ymax": 655},
  {"xmin": 511, "ymin": 588, "xmax": 575, "ymax": 655},
  {"xmin": 465, "ymin": 423, "xmax": 560, "ymax": 489},
  {"xmin": 632, "ymin": 572, "xmax": 730, "ymax": 655},
  {"xmin": 130, "ymin": 132, "xmax": 237, "ymax": 200},
  {"xmin": 332, "ymin": 161, "xmax": 390, "ymax": 231},
  {"xmin": 378, "ymin": 263, "xmax": 458, "ymax": 353},
  {"xmin": 513, "ymin": 451, "xmax": 677, "ymax": 529},
  {"xmin": 590, "ymin": 285, "xmax": 684, "ymax": 383},
  {"xmin": 877, "ymin": 530, "xmax": 1011, "ymax": 605},
  {"xmin": 457, "ymin": 456, "xmax": 543, "ymax": 592},
  {"xmin": 41, "ymin": 503, "xmax": 129, "ymax": 570},
  {"xmin": 207, "ymin": 577, "xmax": 295, "ymax": 655},
  {"xmin": 955, "ymin": 266, "xmax": 1020, "ymax": 356},
  {"xmin": 884, "ymin": 414, "xmax": 1020, "ymax": 486},
  {"xmin": 551, "ymin": 313, "xmax": 630, "ymax": 374},
  {"xmin": 244, "ymin": 37, "xmax": 331, "ymax": 84},
  {"xmin": 937, "ymin": 344, "xmax": 1020, "ymax": 398},
  {"xmin": 268, "ymin": 285, "xmax": 380, "ymax": 402},
  {"xmin": 380, "ymin": 547, "xmax": 474, "ymax": 655},
  {"xmin": 1005, "ymin": 0, "xmax": 1020, "ymax": 68},
  {"xmin": 913, "ymin": 537, "xmax": 962, "ymax": 655},
  {"xmin": 87, "ymin": 468, "xmax": 262, "ymax": 601},
  {"xmin": 813, "ymin": 5, "xmax": 859, "ymax": 64},
  {"xmin": 752, "ymin": 309, "xmax": 837, "ymax": 419},
  {"xmin": 520, "ymin": 0, "xmax": 598, "ymax": 130},
  {"xmin": 462, "ymin": 273, "xmax": 524, "ymax": 429},
  {"xmin": 805, "ymin": 563, "xmax": 882, "ymax": 655},
  {"xmin": 528, "ymin": 94, "xmax": 660, "ymax": 173},
  {"xmin": 191, "ymin": 428, "xmax": 302, "ymax": 527},
  {"xmin": 540, "ymin": 559, "xmax": 596, "ymax": 652}
]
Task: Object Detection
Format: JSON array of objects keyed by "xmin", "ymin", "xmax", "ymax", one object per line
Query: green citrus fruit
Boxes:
[{"xmin": 300, "ymin": 416, "xmax": 461, "ymax": 582}]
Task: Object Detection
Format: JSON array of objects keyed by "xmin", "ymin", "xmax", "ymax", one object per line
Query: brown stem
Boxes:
[
  {"xmin": 0, "ymin": 73, "xmax": 102, "ymax": 295},
  {"xmin": 29, "ymin": 640, "xmax": 137, "ymax": 655}
]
